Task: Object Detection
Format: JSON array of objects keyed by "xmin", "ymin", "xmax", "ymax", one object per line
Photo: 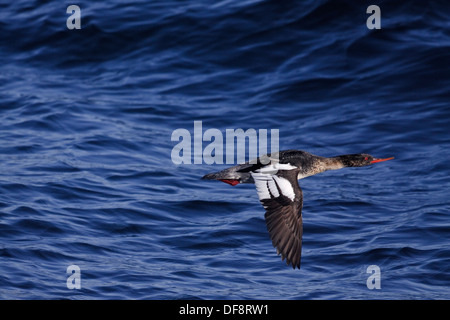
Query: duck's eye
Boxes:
[{"xmin": 364, "ymin": 157, "xmax": 368, "ymax": 161}]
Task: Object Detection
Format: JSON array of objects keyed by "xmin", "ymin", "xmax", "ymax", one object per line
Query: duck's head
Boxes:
[{"xmin": 339, "ymin": 153, "xmax": 394, "ymax": 167}]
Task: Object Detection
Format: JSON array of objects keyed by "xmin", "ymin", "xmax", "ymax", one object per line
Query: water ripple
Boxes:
[{"xmin": 0, "ymin": 0, "xmax": 449, "ymax": 299}]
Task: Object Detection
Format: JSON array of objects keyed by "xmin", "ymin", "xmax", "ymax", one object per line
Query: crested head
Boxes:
[
  {"xmin": 338, "ymin": 153, "xmax": 375, "ymax": 167},
  {"xmin": 337, "ymin": 153, "xmax": 394, "ymax": 167}
]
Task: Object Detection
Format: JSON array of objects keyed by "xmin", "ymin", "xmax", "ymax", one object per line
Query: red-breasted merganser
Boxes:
[{"xmin": 202, "ymin": 150, "xmax": 394, "ymax": 269}]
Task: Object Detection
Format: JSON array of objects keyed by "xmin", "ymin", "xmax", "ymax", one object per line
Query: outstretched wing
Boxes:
[{"xmin": 251, "ymin": 167, "xmax": 303, "ymax": 269}]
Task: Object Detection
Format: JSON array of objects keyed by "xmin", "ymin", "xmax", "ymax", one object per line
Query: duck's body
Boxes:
[{"xmin": 202, "ymin": 150, "xmax": 393, "ymax": 269}]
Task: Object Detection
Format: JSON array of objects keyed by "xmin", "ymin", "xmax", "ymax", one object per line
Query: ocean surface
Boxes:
[{"xmin": 0, "ymin": 0, "xmax": 449, "ymax": 300}]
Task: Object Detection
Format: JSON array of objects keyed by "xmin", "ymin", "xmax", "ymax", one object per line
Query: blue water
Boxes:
[{"xmin": 1, "ymin": 0, "xmax": 449, "ymax": 299}]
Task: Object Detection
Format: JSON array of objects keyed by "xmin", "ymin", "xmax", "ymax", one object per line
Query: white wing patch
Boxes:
[
  {"xmin": 275, "ymin": 163, "xmax": 297, "ymax": 170},
  {"xmin": 251, "ymin": 162, "xmax": 297, "ymax": 201},
  {"xmin": 253, "ymin": 162, "xmax": 297, "ymax": 175},
  {"xmin": 267, "ymin": 178, "xmax": 280, "ymax": 198},
  {"xmin": 252, "ymin": 171, "xmax": 272, "ymax": 200},
  {"xmin": 272, "ymin": 175, "xmax": 295, "ymax": 201}
]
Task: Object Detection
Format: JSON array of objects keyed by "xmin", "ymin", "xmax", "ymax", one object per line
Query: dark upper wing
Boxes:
[{"xmin": 251, "ymin": 167, "xmax": 303, "ymax": 269}]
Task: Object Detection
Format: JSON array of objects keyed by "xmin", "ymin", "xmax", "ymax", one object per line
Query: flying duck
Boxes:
[{"xmin": 202, "ymin": 150, "xmax": 393, "ymax": 269}]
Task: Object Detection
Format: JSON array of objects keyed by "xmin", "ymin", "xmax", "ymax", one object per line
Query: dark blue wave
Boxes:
[{"xmin": 0, "ymin": 0, "xmax": 449, "ymax": 299}]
